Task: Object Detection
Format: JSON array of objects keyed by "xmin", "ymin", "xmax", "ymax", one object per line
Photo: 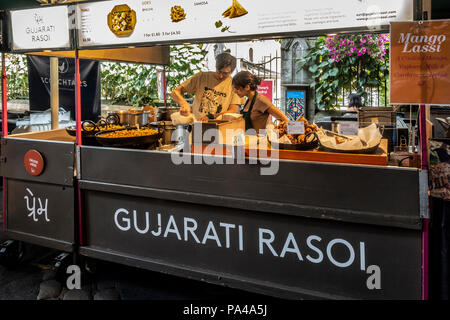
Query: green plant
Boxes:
[
  {"xmin": 299, "ymin": 34, "xmax": 390, "ymax": 110},
  {"xmin": 166, "ymin": 44, "xmax": 208, "ymax": 94},
  {"xmin": 101, "ymin": 61, "xmax": 158, "ymax": 106},
  {"xmin": 2, "ymin": 45, "xmax": 208, "ymax": 107},
  {"xmin": 4, "ymin": 54, "xmax": 29, "ymax": 100},
  {"xmin": 101, "ymin": 44, "xmax": 208, "ymax": 106}
]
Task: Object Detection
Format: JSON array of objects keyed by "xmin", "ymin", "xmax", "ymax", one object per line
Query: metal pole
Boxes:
[
  {"xmin": 50, "ymin": 57, "xmax": 59, "ymax": 130},
  {"xmin": 163, "ymin": 66, "xmax": 167, "ymax": 107},
  {"xmin": 1, "ymin": 54, "xmax": 7, "ymax": 137},
  {"xmin": 377, "ymin": 65, "xmax": 380, "ymax": 107},
  {"xmin": 419, "ymin": 0, "xmax": 431, "ymax": 301},
  {"xmin": 75, "ymin": 50, "xmax": 82, "ymax": 146},
  {"xmin": 1, "ymin": 53, "xmax": 7, "ymax": 232},
  {"xmin": 74, "ymin": 48, "xmax": 84, "ymax": 246},
  {"xmin": 269, "ymin": 53, "xmax": 272, "ymax": 81},
  {"xmin": 275, "ymin": 51, "xmax": 278, "ymax": 106},
  {"xmin": 419, "ymin": 104, "xmax": 429, "ymax": 300}
]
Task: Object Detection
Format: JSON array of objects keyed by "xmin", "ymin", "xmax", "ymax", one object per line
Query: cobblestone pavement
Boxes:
[{"xmin": 0, "ymin": 234, "xmax": 274, "ymax": 301}]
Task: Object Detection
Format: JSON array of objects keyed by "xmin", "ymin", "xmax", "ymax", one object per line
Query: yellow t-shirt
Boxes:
[{"xmin": 180, "ymin": 72, "xmax": 244, "ymax": 119}]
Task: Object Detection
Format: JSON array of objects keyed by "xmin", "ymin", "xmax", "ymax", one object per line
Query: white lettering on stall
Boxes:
[
  {"xmin": 326, "ymin": 239, "xmax": 355, "ymax": 268},
  {"xmin": 280, "ymin": 232, "xmax": 303, "ymax": 261},
  {"xmin": 114, "ymin": 208, "xmax": 130, "ymax": 231},
  {"xmin": 258, "ymin": 228, "xmax": 279, "ymax": 257},
  {"xmin": 133, "ymin": 210, "xmax": 150, "ymax": 234},
  {"xmin": 257, "ymin": 227, "xmax": 367, "ymax": 271},
  {"xmin": 151, "ymin": 213, "xmax": 162, "ymax": 236},
  {"xmin": 184, "ymin": 217, "xmax": 201, "ymax": 243},
  {"xmin": 219, "ymin": 222, "xmax": 235, "ymax": 248},
  {"xmin": 202, "ymin": 221, "xmax": 221, "ymax": 247},
  {"xmin": 164, "ymin": 215, "xmax": 182, "ymax": 240},
  {"xmin": 111, "ymin": 209, "xmax": 375, "ymax": 282},
  {"xmin": 306, "ymin": 235, "xmax": 324, "ymax": 264},
  {"xmin": 24, "ymin": 188, "xmax": 50, "ymax": 223},
  {"xmin": 238, "ymin": 225, "xmax": 244, "ymax": 252}
]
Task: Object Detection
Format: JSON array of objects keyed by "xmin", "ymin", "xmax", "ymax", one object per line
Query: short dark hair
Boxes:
[
  {"xmin": 215, "ymin": 52, "xmax": 237, "ymax": 72},
  {"xmin": 232, "ymin": 71, "xmax": 261, "ymax": 91},
  {"xmin": 348, "ymin": 93, "xmax": 362, "ymax": 108}
]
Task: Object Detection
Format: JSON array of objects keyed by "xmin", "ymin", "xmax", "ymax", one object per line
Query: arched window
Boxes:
[{"xmin": 249, "ymin": 48, "xmax": 254, "ymax": 62}]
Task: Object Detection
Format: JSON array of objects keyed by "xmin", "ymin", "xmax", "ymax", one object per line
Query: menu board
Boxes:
[
  {"xmin": 10, "ymin": 6, "xmax": 71, "ymax": 51},
  {"xmin": 77, "ymin": 0, "xmax": 414, "ymax": 48}
]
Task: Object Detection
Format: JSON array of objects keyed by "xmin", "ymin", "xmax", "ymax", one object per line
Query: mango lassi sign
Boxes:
[{"xmin": 390, "ymin": 20, "xmax": 450, "ymax": 105}]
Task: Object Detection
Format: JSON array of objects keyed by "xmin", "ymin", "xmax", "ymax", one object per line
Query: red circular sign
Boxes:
[{"xmin": 24, "ymin": 150, "xmax": 45, "ymax": 176}]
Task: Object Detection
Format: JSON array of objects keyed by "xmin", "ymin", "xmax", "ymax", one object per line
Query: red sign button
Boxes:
[{"xmin": 24, "ymin": 150, "xmax": 45, "ymax": 176}]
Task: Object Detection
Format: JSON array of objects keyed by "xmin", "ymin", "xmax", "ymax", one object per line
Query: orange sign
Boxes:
[
  {"xmin": 390, "ymin": 20, "xmax": 450, "ymax": 105},
  {"xmin": 24, "ymin": 150, "xmax": 45, "ymax": 176}
]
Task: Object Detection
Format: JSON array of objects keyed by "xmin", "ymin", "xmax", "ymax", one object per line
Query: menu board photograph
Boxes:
[{"xmin": 77, "ymin": 0, "xmax": 414, "ymax": 47}]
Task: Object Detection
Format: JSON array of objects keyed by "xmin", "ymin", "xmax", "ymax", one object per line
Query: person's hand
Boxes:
[
  {"xmin": 180, "ymin": 103, "xmax": 191, "ymax": 116},
  {"xmin": 198, "ymin": 115, "xmax": 209, "ymax": 122}
]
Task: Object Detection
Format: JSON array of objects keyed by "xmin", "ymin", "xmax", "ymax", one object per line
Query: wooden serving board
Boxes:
[{"xmin": 192, "ymin": 137, "xmax": 388, "ymax": 166}]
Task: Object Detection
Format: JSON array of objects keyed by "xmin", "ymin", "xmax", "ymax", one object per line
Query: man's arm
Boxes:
[{"xmin": 170, "ymin": 85, "xmax": 191, "ymax": 116}]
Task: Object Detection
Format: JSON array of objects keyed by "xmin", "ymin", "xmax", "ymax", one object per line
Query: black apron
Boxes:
[{"xmin": 242, "ymin": 92, "xmax": 258, "ymax": 131}]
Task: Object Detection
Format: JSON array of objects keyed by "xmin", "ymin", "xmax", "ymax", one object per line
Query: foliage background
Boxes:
[
  {"xmin": 2, "ymin": 44, "xmax": 208, "ymax": 106},
  {"xmin": 299, "ymin": 34, "xmax": 390, "ymax": 110}
]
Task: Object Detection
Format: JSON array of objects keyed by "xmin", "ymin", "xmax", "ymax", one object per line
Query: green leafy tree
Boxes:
[
  {"xmin": 102, "ymin": 44, "xmax": 208, "ymax": 106},
  {"xmin": 166, "ymin": 44, "xmax": 208, "ymax": 94},
  {"xmin": 3, "ymin": 45, "xmax": 208, "ymax": 107},
  {"xmin": 4, "ymin": 54, "xmax": 29, "ymax": 100},
  {"xmin": 299, "ymin": 34, "xmax": 390, "ymax": 110}
]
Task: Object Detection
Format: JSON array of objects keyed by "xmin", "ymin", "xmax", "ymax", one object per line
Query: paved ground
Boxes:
[
  {"xmin": 0, "ymin": 244, "xmax": 277, "ymax": 301},
  {"xmin": 0, "ymin": 220, "xmax": 276, "ymax": 301}
]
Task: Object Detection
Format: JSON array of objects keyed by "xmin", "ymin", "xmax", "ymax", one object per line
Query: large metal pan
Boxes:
[
  {"xmin": 66, "ymin": 118, "xmax": 124, "ymax": 145},
  {"xmin": 95, "ymin": 128, "xmax": 160, "ymax": 148}
]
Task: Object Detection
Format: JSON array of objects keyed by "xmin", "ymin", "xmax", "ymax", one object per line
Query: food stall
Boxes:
[
  {"xmin": 1, "ymin": 5, "xmax": 77, "ymax": 252},
  {"xmin": 0, "ymin": 3, "xmax": 169, "ymax": 253},
  {"xmin": 2, "ymin": 0, "xmax": 430, "ymax": 299}
]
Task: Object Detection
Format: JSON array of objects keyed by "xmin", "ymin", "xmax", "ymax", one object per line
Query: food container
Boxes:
[
  {"xmin": 143, "ymin": 105, "xmax": 158, "ymax": 123},
  {"xmin": 158, "ymin": 106, "xmax": 181, "ymax": 121},
  {"xmin": 150, "ymin": 121, "xmax": 187, "ymax": 145},
  {"xmin": 191, "ymin": 118, "xmax": 245, "ymax": 145},
  {"xmin": 108, "ymin": 110, "xmax": 148, "ymax": 127}
]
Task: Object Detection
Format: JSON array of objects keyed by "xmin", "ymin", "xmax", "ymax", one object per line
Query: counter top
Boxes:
[{"xmin": 192, "ymin": 136, "xmax": 388, "ymax": 166}]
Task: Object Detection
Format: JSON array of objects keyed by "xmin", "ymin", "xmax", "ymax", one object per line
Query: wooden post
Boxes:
[{"xmin": 50, "ymin": 57, "xmax": 59, "ymax": 130}]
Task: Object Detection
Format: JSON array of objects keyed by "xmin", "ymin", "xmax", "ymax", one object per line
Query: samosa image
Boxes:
[{"xmin": 222, "ymin": 0, "xmax": 248, "ymax": 19}]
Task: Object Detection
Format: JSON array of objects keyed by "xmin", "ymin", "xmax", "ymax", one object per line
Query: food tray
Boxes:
[
  {"xmin": 267, "ymin": 132, "xmax": 319, "ymax": 151},
  {"xmin": 319, "ymin": 142, "xmax": 381, "ymax": 154}
]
